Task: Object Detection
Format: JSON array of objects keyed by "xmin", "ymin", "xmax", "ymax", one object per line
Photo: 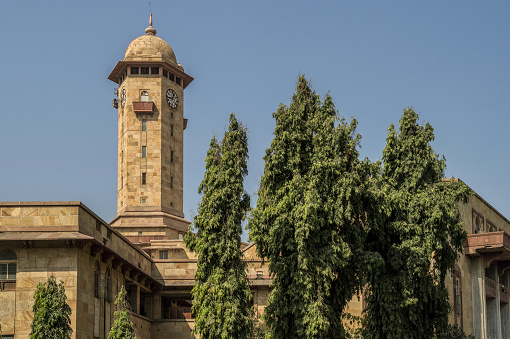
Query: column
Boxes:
[
  {"xmin": 486, "ymin": 264, "xmax": 502, "ymax": 339},
  {"xmin": 472, "ymin": 256, "xmax": 487, "ymax": 339},
  {"xmin": 500, "ymin": 272, "xmax": 510, "ymax": 339},
  {"xmin": 153, "ymin": 292, "xmax": 162, "ymax": 320}
]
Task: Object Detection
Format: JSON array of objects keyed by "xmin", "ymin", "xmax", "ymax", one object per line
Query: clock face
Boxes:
[
  {"xmin": 120, "ymin": 88, "xmax": 126, "ymax": 108},
  {"xmin": 166, "ymin": 89, "xmax": 179, "ymax": 109}
]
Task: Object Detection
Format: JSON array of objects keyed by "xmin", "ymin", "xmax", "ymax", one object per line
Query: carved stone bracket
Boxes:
[
  {"xmin": 130, "ymin": 270, "xmax": 140, "ymax": 280},
  {"xmin": 498, "ymin": 261, "xmax": 510, "ymax": 275},
  {"xmin": 22, "ymin": 240, "xmax": 34, "ymax": 249},
  {"xmin": 66, "ymin": 240, "xmax": 76, "ymax": 248},
  {"xmin": 90, "ymin": 244, "xmax": 102, "ymax": 257},
  {"xmin": 112, "ymin": 258, "xmax": 123, "ymax": 270},
  {"xmin": 101, "ymin": 251, "xmax": 113, "ymax": 263},
  {"xmin": 121, "ymin": 265, "xmax": 132, "ymax": 276},
  {"xmin": 484, "ymin": 252, "xmax": 504, "ymax": 268}
]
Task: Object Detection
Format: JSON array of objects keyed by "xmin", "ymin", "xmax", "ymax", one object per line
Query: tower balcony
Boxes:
[{"xmin": 132, "ymin": 101, "xmax": 155, "ymax": 114}]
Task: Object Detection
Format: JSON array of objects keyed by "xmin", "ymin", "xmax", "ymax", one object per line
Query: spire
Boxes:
[{"xmin": 145, "ymin": 12, "xmax": 157, "ymax": 35}]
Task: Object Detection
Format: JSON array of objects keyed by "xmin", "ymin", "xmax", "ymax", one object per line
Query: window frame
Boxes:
[
  {"xmin": 0, "ymin": 249, "xmax": 17, "ymax": 291},
  {"xmin": 472, "ymin": 209, "xmax": 484, "ymax": 234}
]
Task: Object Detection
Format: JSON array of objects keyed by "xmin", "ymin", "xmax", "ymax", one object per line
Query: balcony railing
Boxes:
[
  {"xmin": 501, "ymin": 284, "xmax": 509, "ymax": 304},
  {"xmin": 486, "ymin": 277, "xmax": 497, "ymax": 299},
  {"xmin": 132, "ymin": 101, "xmax": 154, "ymax": 114},
  {"xmin": 169, "ymin": 307, "xmax": 192, "ymax": 319}
]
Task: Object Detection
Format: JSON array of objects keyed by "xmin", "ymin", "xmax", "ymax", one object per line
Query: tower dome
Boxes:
[{"xmin": 123, "ymin": 13, "xmax": 177, "ymax": 65}]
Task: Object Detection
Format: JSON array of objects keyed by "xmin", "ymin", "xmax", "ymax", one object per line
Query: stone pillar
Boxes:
[
  {"xmin": 135, "ymin": 285, "xmax": 141, "ymax": 314},
  {"xmin": 500, "ymin": 272, "xmax": 510, "ymax": 339},
  {"xmin": 486, "ymin": 264, "xmax": 502, "ymax": 339},
  {"xmin": 153, "ymin": 292, "xmax": 162, "ymax": 320},
  {"xmin": 472, "ymin": 256, "xmax": 487, "ymax": 339}
]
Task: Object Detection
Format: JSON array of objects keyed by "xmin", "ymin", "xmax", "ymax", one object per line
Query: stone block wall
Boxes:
[{"xmin": 0, "ymin": 244, "xmax": 79, "ymax": 338}]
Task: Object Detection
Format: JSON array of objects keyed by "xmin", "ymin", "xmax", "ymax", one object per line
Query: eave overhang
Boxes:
[{"xmin": 108, "ymin": 60, "xmax": 194, "ymax": 89}]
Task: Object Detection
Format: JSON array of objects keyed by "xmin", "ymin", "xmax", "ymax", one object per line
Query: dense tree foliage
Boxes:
[
  {"xmin": 107, "ymin": 286, "xmax": 136, "ymax": 339},
  {"xmin": 363, "ymin": 108, "xmax": 471, "ymax": 338},
  {"xmin": 185, "ymin": 113, "xmax": 253, "ymax": 338},
  {"xmin": 249, "ymin": 76, "xmax": 374, "ymax": 338},
  {"xmin": 30, "ymin": 275, "xmax": 72, "ymax": 339}
]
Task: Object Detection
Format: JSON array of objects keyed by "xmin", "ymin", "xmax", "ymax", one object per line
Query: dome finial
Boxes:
[{"xmin": 145, "ymin": 11, "xmax": 157, "ymax": 36}]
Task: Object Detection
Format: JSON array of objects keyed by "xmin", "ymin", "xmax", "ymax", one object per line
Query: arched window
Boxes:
[
  {"xmin": 105, "ymin": 267, "xmax": 112, "ymax": 302},
  {"xmin": 94, "ymin": 261, "xmax": 100, "ymax": 298},
  {"xmin": 0, "ymin": 249, "xmax": 17, "ymax": 291},
  {"xmin": 140, "ymin": 91, "xmax": 149, "ymax": 102}
]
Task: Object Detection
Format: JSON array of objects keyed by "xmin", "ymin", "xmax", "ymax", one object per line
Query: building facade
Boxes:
[{"xmin": 0, "ymin": 14, "xmax": 508, "ymax": 339}]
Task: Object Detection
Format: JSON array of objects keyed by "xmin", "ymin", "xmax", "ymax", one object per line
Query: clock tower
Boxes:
[{"xmin": 108, "ymin": 14, "xmax": 193, "ymax": 240}]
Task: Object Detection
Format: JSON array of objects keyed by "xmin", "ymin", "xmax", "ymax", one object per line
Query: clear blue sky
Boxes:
[{"xmin": 1, "ymin": 1, "xmax": 509, "ymax": 240}]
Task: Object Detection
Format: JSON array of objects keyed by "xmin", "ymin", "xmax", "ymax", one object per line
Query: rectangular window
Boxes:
[
  {"xmin": 141, "ymin": 198, "xmax": 147, "ymax": 204},
  {"xmin": 169, "ymin": 73, "xmax": 175, "ymax": 81},
  {"xmin": 171, "ymin": 150, "xmax": 174, "ymax": 163},
  {"xmin": 142, "ymin": 172, "xmax": 146, "ymax": 185},
  {"xmin": 141, "ymin": 67, "xmax": 149, "ymax": 74},
  {"xmin": 142, "ymin": 146, "xmax": 146, "ymax": 158},
  {"xmin": 151, "ymin": 67, "xmax": 159, "ymax": 74},
  {"xmin": 171, "ymin": 125, "xmax": 174, "ymax": 136},
  {"xmin": 159, "ymin": 250, "xmax": 168, "ymax": 259},
  {"xmin": 0, "ymin": 263, "xmax": 7, "ymax": 280},
  {"xmin": 176, "ymin": 77, "xmax": 182, "ymax": 86},
  {"xmin": 96, "ymin": 220, "xmax": 101, "ymax": 231},
  {"xmin": 163, "ymin": 69, "xmax": 168, "ymax": 77},
  {"xmin": 142, "ymin": 119, "xmax": 146, "ymax": 131},
  {"xmin": 121, "ymin": 176, "xmax": 123, "ymax": 189},
  {"xmin": 138, "ymin": 232, "xmax": 143, "ymax": 236},
  {"xmin": 131, "ymin": 67, "xmax": 139, "ymax": 74},
  {"xmin": 171, "ymin": 177, "xmax": 174, "ymax": 189}
]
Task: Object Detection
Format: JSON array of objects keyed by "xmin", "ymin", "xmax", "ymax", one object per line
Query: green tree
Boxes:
[
  {"xmin": 249, "ymin": 76, "xmax": 373, "ymax": 338},
  {"xmin": 107, "ymin": 286, "xmax": 136, "ymax": 339},
  {"xmin": 184, "ymin": 113, "xmax": 253, "ymax": 338},
  {"xmin": 363, "ymin": 108, "xmax": 471, "ymax": 338},
  {"xmin": 30, "ymin": 275, "xmax": 72, "ymax": 339}
]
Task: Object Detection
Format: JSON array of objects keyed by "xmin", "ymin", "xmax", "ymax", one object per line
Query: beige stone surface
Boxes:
[{"xmin": 152, "ymin": 320, "xmax": 198, "ymax": 338}]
